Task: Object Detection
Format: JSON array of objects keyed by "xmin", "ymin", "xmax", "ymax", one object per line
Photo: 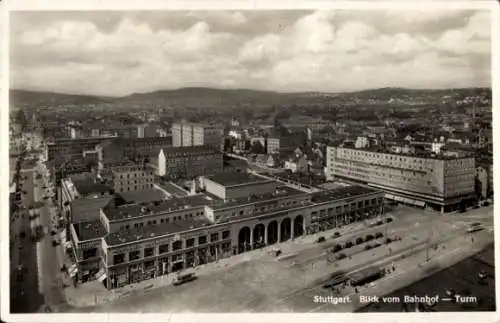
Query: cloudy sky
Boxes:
[{"xmin": 10, "ymin": 10, "xmax": 491, "ymax": 97}]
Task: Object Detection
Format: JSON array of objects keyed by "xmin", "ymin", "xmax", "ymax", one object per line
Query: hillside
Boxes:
[
  {"xmin": 10, "ymin": 89, "xmax": 112, "ymax": 107},
  {"xmin": 10, "ymin": 87, "xmax": 492, "ymax": 109}
]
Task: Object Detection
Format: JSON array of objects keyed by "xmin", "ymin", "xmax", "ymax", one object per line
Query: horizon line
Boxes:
[{"xmin": 10, "ymin": 85, "xmax": 493, "ymax": 99}]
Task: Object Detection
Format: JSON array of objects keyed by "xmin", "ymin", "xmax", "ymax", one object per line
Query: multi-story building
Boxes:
[
  {"xmin": 60, "ymin": 174, "xmax": 113, "ymax": 250},
  {"xmin": 172, "ymin": 122, "xmax": 223, "ymax": 150},
  {"xmin": 267, "ymin": 137, "xmax": 280, "ymax": 154},
  {"xmin": 69, "ymin": 174, "xmax": 383, "ymax": 288},
  {"xmin": 107, "ymin": 163, "xmax": 156, "ymax": 193},
  {"xmin": 153, "ymin": 145, "xmax": 223, "ymax": 180},
  {"xmin": 45, "ymin": 137, "xmax": 112, "ymax": 164},
  {"xmin": 325, "ymin": 146, "xmax": 476, "ymax": 212}
]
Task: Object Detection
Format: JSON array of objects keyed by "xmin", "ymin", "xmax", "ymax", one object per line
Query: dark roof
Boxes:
[
  {"xmin": 311, "ymin": 185, "xmax": 380, "ymax": 204},
  {"xmin": 207, "ymin": 172, "xmax": 273, "ymax": 187},
  {"xmin": 117, "ymin": 188, "xmax": 167, "ymax": 203},
  {"xmin": 72, "ymin": 220, "xmax": 107, "ymax": 241},
  {"xmin": 105, "ymin": 217, "xmax": 213, "ymax": 246},
  {"xmin": 104, "ymin": 194, "xmax": 212, "ymax": 221},
  {"xmin": 71, "ymin": 178, "xmax": 111, "ymax": 196}
]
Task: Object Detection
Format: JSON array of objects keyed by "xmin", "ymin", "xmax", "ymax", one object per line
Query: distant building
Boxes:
[
  {"xmin": 106, "ymin": 163, "xmax": 156, "ymax": 193},
  {"xmin": 172, "ymin": 122, "xmax": 223, "ymax": 150},
  {"xmin": 284, "ymin": 154, "xmax": 308, "ymax": 173},
  {"xmin": 326, "ymin": 146, "xmax": 476, "ymax": 212},
  {"xmin": 153, "ymin": 145, "xmax": 223, "ymax": 180}
]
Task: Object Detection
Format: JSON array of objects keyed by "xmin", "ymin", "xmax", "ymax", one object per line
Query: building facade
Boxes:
[
  {"xmin": 325, "ymin": 146, "xmax": 476, "ymax": 212},
  {"xmin": 70, "ymin": 180, "xmax": 383, "ymax": 289},
  {"xmin": 156, "ymin": 146, "xmax": 223, "ymax": 180},
  {"xmin": 172, "ymin": 122, "xmax": 223, "ymax": 150},
  {"xmin": 109, "ymin": 164, "xmax": 155, "ymax": 193}
]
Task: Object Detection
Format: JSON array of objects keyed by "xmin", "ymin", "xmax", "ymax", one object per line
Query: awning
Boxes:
[
  {"xmin": 394, "ymin": 195, "xmax": 405, "ymax": 202},
  {"xmin": 384, "ymin": 193, "xmax": 395, "ymax": 200},
  {"xmin": 69, "ymin": 266, "xmax": 78, "ymax": 277},
  {"xmin": 98, "ymin": 273, "xmax": 107, "ymax": 282}
]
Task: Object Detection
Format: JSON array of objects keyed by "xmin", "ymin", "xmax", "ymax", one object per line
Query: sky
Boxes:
[{"xmin": 10, "ymin": 10, "xmax": 492, "ymax": 97}]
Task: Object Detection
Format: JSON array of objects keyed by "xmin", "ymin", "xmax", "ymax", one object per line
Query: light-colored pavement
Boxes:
[
  {"xmin": 33, "ymin": 163, "xmax": 67, "ymax": 311},
  {"xmin": 69, "ymin": 204, "xmax": 493, "ymax": 312}
]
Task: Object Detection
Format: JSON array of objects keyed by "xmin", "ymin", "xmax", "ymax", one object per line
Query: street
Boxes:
[
  {"xmin": 34, "ymin": 160, "xmax": 67, "ymax": 311},
  {"xmin": 70, "ymin": 204, "xmax": 493, "ymax": 313}
]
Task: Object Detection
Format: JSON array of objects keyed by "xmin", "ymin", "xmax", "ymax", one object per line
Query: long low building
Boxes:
[
  {"xmin": 325, "ymin": 146, "xmax": 476, "ymax": 213},
  {"xmin": 68, "ymin": 172, "xmax": 384, "ymax": 289}
]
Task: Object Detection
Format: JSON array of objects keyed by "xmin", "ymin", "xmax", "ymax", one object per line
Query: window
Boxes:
[
  {"xmin": 129, "ymin": 250, "xmax": 140, "ymax": 261},
  {"xmin": 172, "ymin": 240, "xmax": 182, "ymax": 252},
  {"xmin": 222, "ymin": 230, "xmax": 230, "ymax": 239},
  {"xmin": 186, "ymin": 238, "xmax": 195, "ymax": 248},
  {"xmin": 210, "ymin": 233, "xmax": 219, "ymax": 242},
  {"xmin": 113, "ymin": 253, "xmax": 125, "ymax": 265},
  {"xmin": 159, "ymin": 243, "xmax": 169, "ymax": 254},
  {"xmin": 198, "ymin": 235, "xmax": 207, "ymax": 245},
  {"xmin": 144, "ymin": 247, "xmax": 154, "ymax": 257},
  {"xmin": 83, "ymin": 248, "xmax": 98, "ymax": 259}
]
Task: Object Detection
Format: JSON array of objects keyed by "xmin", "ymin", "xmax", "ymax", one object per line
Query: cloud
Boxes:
[{"xmin": 10, "ymin": 9, "xmax": 491, "ymax": 96}]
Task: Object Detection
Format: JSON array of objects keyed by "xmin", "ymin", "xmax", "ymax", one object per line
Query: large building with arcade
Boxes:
[{"xmin": 68, "ymin": 172, "xmax": 384, "ymax": 288}]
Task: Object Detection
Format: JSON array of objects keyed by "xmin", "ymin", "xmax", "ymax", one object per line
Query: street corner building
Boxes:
[
  {"xmin": 325, "ymin": 146, "xmax": 477, "ymax": 213},
  {"xmin": 66, "ymin": 171, "xmax": 384, "ymax": 289}
]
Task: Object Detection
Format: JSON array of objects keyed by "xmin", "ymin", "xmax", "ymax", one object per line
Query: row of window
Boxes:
[
  {"xmin": 118, "ymin": 212, "xmax": 203, "ymax": 231},
  {"xmin": 116, "ymin": 184, "xmax": 154, "ymax": 192},
  {"xmin": 118, "ymin": 172, "xmax": 153, "ymax": 178},
  {"xmin": 111, "ymin": 231, "xmax": 231, "ymax": 265},
  {"xmin": 311, "ymin": 198, "xmax": 381, "ymax": 218}
]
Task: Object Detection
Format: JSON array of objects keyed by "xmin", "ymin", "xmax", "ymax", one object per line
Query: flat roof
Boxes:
[
  {"xmin": 270, "ymin": 171, "xmax": 326, "ymax": 187},
  {"xmin": 71, "ymin": 177, "xmax": 111, "ymax": 196},
  {"xmin": 73, "ymin": 220, "xmax": 107, "ymax": 241},
  {"xmin": 311, "ymin": 185, "xmax": 380, "ymax": 204},
  {"xmin": 207, "ymin": 172, "xmax": 273, "ymax": 187},
  {"xmin": 105, "ymin": 217, "xmax": 213, "ymax": 246},
  {"xmin": 104, "ymin": 194, "xmax": 212, "ymax": 221},
  {"xmin": 160, "ymin": 182, "xmax": 189, "ymax": 197},
  {"xmin": 210, "ymin": 185, "xmax": 306, "ymax": 210},
  {"xmin": 117, "ymin": 188, "xmax": 167, "ymax": 204}
]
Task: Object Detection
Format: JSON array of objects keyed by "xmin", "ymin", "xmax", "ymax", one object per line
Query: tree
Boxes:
[{"xmin": 250, "ymin": 140, "xmax": 265, "ymax": 155}]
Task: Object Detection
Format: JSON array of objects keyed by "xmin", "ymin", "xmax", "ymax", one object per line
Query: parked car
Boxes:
[
  {"xmin": 385, "ymin": 238, "xmax": 393, "ymax": 244},
  {"xmin": 364, "ymin": 245, "xmax": 372, "ymax": 250},
  {"xmin": 376, "ymin": 220, "xmax": 384, "ymax": 226},
  {"xmin": 365, "ymin": 234, "xmax": 374, "ymax": 241},
  {"xmin": 344, "ymin": 241, "xmax": 354, "ymax": 248},
  {"xmin": 355, "ymin": 237, "xmax": 364, "ymax": 245},
  {"xmin": 52, "ymin": 240, "xmax": 59, "ymax": 247},
  {"xmin": 372, "ymin": 243, "xmax": 382, "ymax": 248},
  {"xmin": 385, "ymin": 217, "xmax": 393, "ymax": 223},
  {"xmin": 316, "ymin": 236, "xmax": 326, "ymax": 243},
  {"xmin": 331, "ymin": 244, "xmax": 343, "ymax": 253},
  {"xmin": 336, "ymin": 253, "xmax": 347, "ymax": 260},
  {"xmin": 375, "ymin": 232, "xmax": 384, "ymax": 239}
]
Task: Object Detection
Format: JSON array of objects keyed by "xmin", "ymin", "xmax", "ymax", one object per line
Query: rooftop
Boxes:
[
  {"xmin": 117, "ymin": 188, "xmax": 167, "ymax": 204},
  {"xmin": 268, "ymin": 171, "xmax": 326, "ymax": 187},
  {"xmin": 207, "ymin": 172, "xmax": 273, "ymax": 187},
  {"xmin": 70, "ymin": 176, "xmax": 111, "ymax": 196},
  {"xmin": 347, "ymin": 266, "xmax": 383, "ymax": 284},
  {"xmin": 310, "ymin": 185, "xmax": 380, "ymax": 204},
  {"xmin": 159, "ymin": 182, "xmax": 189, "ymax": 197},
  {"xmin": 72, "ymin": 220, "xmax": 107, "ymax": 241},
  {"xmin": 209, "ymin": 185, "xmax": 306, "ymax": 210},
  {"xmin": 104, "ymin": 194, "xmax": 212, "ymax": 221},
  {"xmin": 105, "ymin": 217, "xmax": 213, "ymax": 246}
]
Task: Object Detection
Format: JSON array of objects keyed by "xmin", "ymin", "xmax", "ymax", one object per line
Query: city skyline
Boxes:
[{"xmin": 10, "ymin": 10, "xmax": 491, "ymax": 97}]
